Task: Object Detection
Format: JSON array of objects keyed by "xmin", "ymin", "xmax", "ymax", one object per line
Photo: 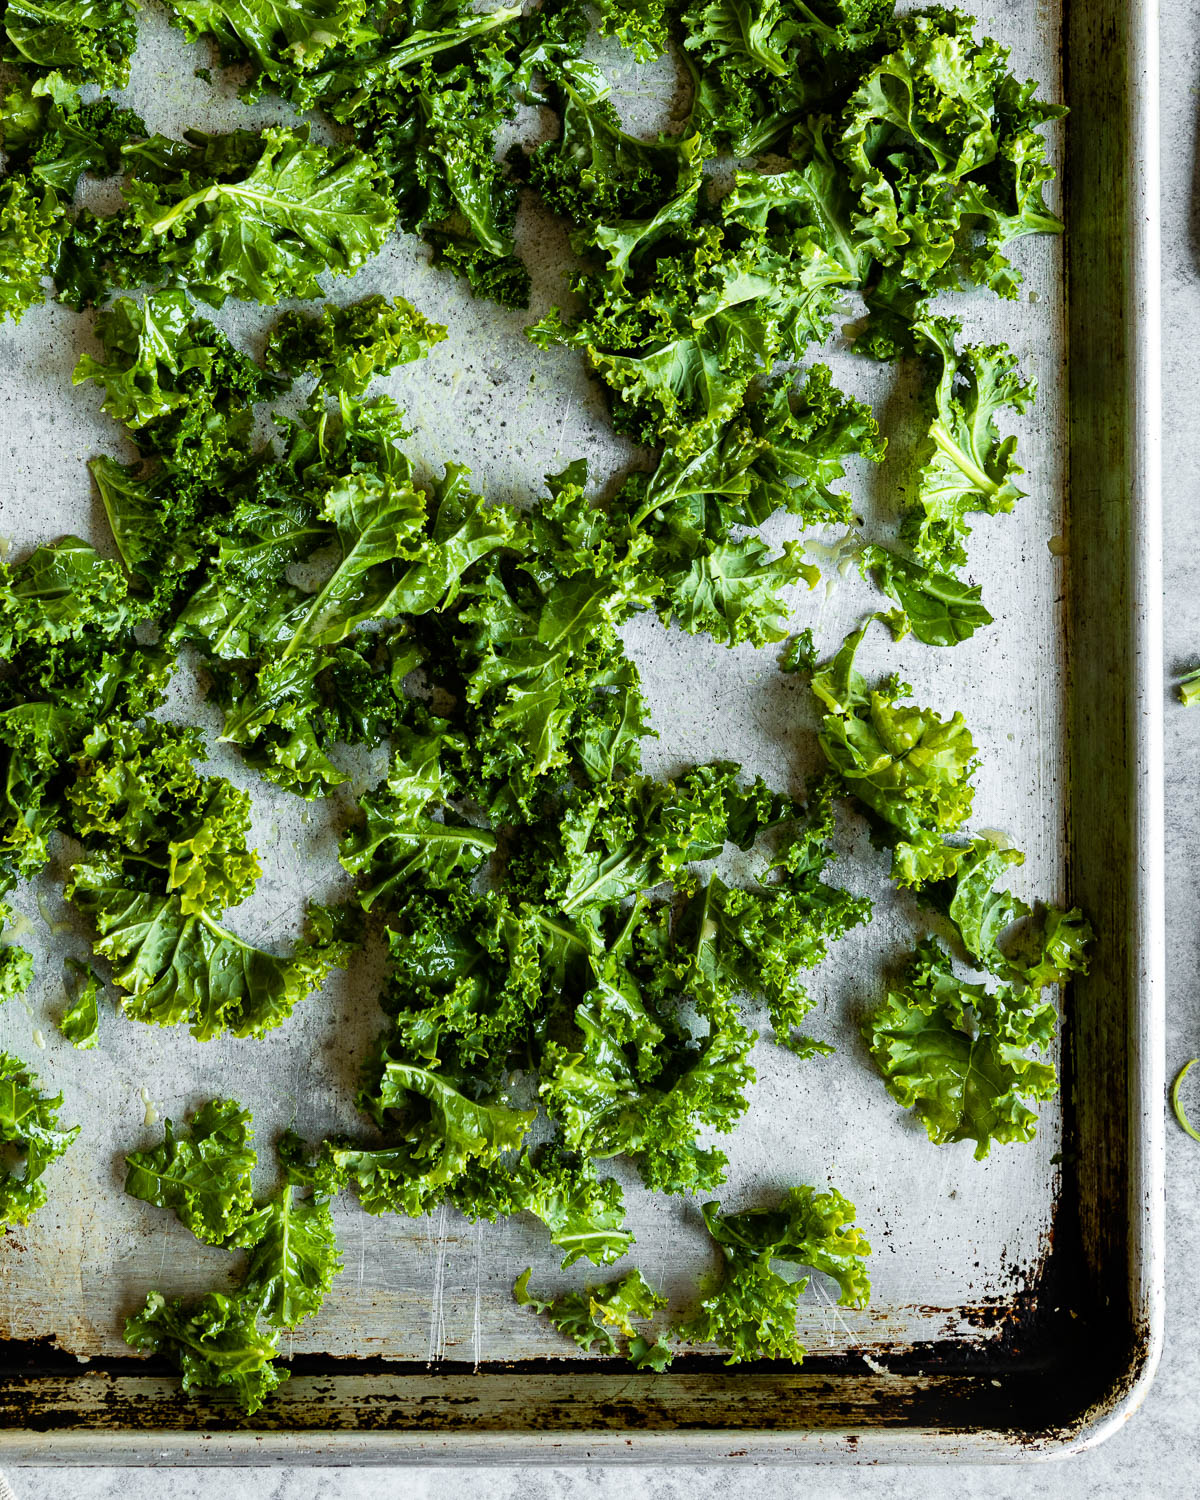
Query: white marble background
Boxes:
[{"xmin": 5, "ymin": 0, "xmax": 1199, "ymax": 1494}]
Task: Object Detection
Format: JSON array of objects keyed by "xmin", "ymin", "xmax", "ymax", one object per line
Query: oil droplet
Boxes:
[
  {"xmin": 36, "ymin": 889, "xmax": 70, "ymax": 937},
  {"xmin": 1, "ymin": 910, "xmax": 33, "ymax": 941}
]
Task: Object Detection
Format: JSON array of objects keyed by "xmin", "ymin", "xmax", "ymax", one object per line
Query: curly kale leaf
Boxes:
[
  {"xmin": 276, "ymin": 0, "xmax": 529, "ymax": 304},
  {"xmin": 864, "ymin": 939, "xmax": 1059, "ymax": 1160},
  {"xmin": 162, "ymin": 0, "xmax": 374, "ymax": 91},
  {"xmin": 124, "ymin": 1290, "xmax": 287, "ymax": 1415},
  {"xmin": 2, "ymin": 0, "xmax": 138, "ymax": 87},
  {"xmin": 676, "ymin": 1184, "xmax": 870, "ymax": 1363},
  {"xmin": 629, "ymin": 365, "xmax": 883, "ymax": 537},
  {"xmin": 68, "ymin": 862, "xmax": 353, "ymax": 1040},
  {"xmin": 120, "ymin": 126, "xmax": 397, "ymax": 307},
  {"xmin": 127, "ymin": 1108, "xmax": 341, "ymax": 1353},
  {"xmin": 59, "ymin": 958, "xmax": 101, "ymax": 1047},
  {"xmin": 340, "ymin": 728, "xmax": 497, "ymax": 910},
  {"xmin": 593, "ymin": 0, "xmax": 671, "ymax": 62},
  {"xmin": 0, "ymin": 538, "xmax": 170, "ymax": 879},
  {"xmin": 125, "ymin": 1097, "xmax": 258, "ymax": 1245},
  {"xmin": 0, "ymin": 1051, "xmax": 79, "ymax": 1226},
  {"xmin": 75, "ymin": 291, "xmax": 284, "ymax": 460},
  {"xmin": 6, "ymin": 86, "xmax": 145, "ymax": 195},
  {"xmin": 676, "ymin": 787, "xmax": 871, "ymax": 1056},
  {"xmin": 529, "ymin": 89, "xmax": 854, "ymax": 446},
  {"xmin": 453, "ymin": 1149, "xmax": 634, "ymax": 1268},
  {"xmin": 263, "ymin": 293, "xmax": 447, "ymax": 396},
  {"xmin": 837, "ymin": 10, "xmax": 1064, "ymax": 304},
  {"xmin": 902, "ymin": 316, "xmax": 1035, "ymax": 572},
  {"xmin": 861, "ymin": 544, "xmax": 993, "ymax": 648},
  {"xmin": 0, "ymin": 901, "xmax": 34, "ymax": 1003},
  {"xmin": 67, "ymin": 720, "xmax": 260, "ymax": 917},
  {"xmin": 323, "ymin": 1057, "xmax": 536, "ymax": 1217},
  {"xmin": 811, "ymin": 623, "xmax": 978, "ymax": 838},
  {"xmin": 235, "ymin": 1145, "xmax": 342, "ymax": 1330},
  {"xmin": 515, "ymin": 1265, "xmax": 667, "ymax": 1358},
  {"xmin": 900, "ymin": 832, "xmax": 1093, "ymax": 993},
  {"xmin": 682, "ymin": 0, "xmax": 889, "ymax": 156},
  {"xmin": 0, "ymin": 175, "xmax": 64, "ymax": 323}
]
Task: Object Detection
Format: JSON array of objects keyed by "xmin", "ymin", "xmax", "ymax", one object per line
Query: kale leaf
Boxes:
[{"xmin": 676, "ymin": 1184, "xmax": 870, "ymax": 1363}]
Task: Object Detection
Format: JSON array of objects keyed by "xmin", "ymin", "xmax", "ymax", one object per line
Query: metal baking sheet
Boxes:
[{"xmin": 0, "ymin": 0, "xmax": 1163, "ymax": 1462}]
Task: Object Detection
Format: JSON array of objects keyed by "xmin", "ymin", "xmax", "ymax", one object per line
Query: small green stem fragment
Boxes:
[
  {"xmin": 1178, "ymin": 668, "xmax": 1200, "ymax": 707},
  {"xmin": 1170, "ymin": 1059, "xmax": 1200, "ymax": 1141}
]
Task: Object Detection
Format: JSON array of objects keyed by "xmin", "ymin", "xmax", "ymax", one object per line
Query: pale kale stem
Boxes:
[
  {"xmin": 148, "ymin": 184, "xmax": 222, "ymax": 235},
  {"xmin": 928, "ymin": 419, "xmax": 997, "ymax": 498},
  {"xmin": 561, "ymin": 850, "xmax": 640, "ymax": 913}
]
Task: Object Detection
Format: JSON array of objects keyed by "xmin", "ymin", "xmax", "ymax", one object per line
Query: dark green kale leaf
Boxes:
[
  {"xmin": 119, "ymin": 126, "xmax": 397, "ymax": 307},
  {"xmin": 0, "ymin": 899, "xmax": 34, "ymax": 1003},
  {"xmin": 779, "ymin": 628, "xmax": 816, "ymax": 672},
  {"xmin": 5, "ymin": 84, "xmax": 145, "ymax": 195},
  {"xmin": 2, "ymin": 0, "xmax": 138, "ymax": 87},
  {"xmin": 234, "ymin": 1140, "xmax": 342, "ymax": 1330},
  {"xmin": 162, "ymin": 0, "xmax": 373, "ymax": 93},
  {"xmin": 676, "ymin": 780, "xmax": 871, "ymax": 1055},
  {"xmin": 0, "ymin": 538, "xmax": 171, "ymax": 881},
  {"xmin": 124, "ymin": 1290, "xmax": 287, "ymax": 1414},
  {"xmin": 321, "ymin": 1059, "xmax": 537, "ymax": 1217},
  {"xmin": 514, "ymin": 1265, "xmax": 667, "ymax": 1358},
  {"xmin": 682, "ymin": 0, "xmax": 889, "ymax": 157},
  {"xmin": 125, "ymin": 1107, "xmax": 342, "ymax": 1392},
  {"xmin": 124, "ymin": 1097, "xmax": 258, "ymax": 1245},
  {"xmin": 0, "ymin": 1050, "xmax": 79, "ymax": 1226},
  {"xmin": 528, "ymin": 82, "xmax": 855, "ymax": 448},
  {"xmin": 863, "ymin": 938, "xmax": 1058, "ymax": 1159},
  {"xmin": 67, "ymin": 720, "xmax": 260, "ymax": 917},
  {"xmin": 339, "ymin": 727, "xmax": 497, "ymax": 910},
  {"xmin": 263, "ymin": 293, "xmax": 447, "ymax": 396},
  {"xmin": 69, "ymin": 860, "xmax": 354, "ymax": 1040},
  {"xmin": 75, "ymin": 291, "xmax": 284, "ymax": 459},
  {"xmin": 901, "ymin": 316, "xmax": 1035, "ymax": 572},
  {"xmin": 277, "ymin": 0, "xmax": 530, "ymax": 305},
  {"xmin": 676, "ymin": 1183, "xmax": 870, "ymax": 1363},
  {"xmin": 898, "ymin": 832, "xmax": 1092, "ymax": 993}
]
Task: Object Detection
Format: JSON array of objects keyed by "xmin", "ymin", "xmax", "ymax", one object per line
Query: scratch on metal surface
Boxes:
[
  {"xmin": 473, "ymin": 1217, "xmax": 483, "ymax": 1372},
  {"xmin": 427, "ymin": 1201, "xmax": 449, "ymax": 1363},
  {"xmin": 552, "ymin": 396, "xmax": 574, "ymax": 463},
  {"xmin": 810, "ymin": 1276, "xmax": 859, "ymax": 1351}
]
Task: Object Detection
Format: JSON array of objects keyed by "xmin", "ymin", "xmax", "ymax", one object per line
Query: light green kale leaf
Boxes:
[
  {"xmin": 811, "ymin": 624, "xmax": 978, "ymax": 838},
  {"xmin": 0, "ymin": 1051, "xmax": 79, "ymax": 1226},
  {"xmin": 902, "ymin": 316, "xmax": 1035, "ymax": 572},
  {"xmin": 676, "ymin": 1184, "xmax": 870, "ymax": 1363},
  {"xmin": 515, "ymin": 1265, "xmax": 667, "ymax": 1358},
  {"xmin": 59, "ymin": 959, "xmax": 101, "ymax": 1048},
  {"xmin": 124, "ymin": 1290, "xmax": 286, "ymax": 1415},
  {"xmin": 124, "ymin": 1097, "xmax": 258, "ymax": 1245},
  {"xmin": 864, "ymin": 939, "xmax": 1059, "ymax": 1160}
]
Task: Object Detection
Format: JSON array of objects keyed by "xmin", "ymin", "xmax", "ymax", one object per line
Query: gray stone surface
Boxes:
[{"xmin": 3, "ymin": 0, "xmax": 1197, "ymax": 1495}]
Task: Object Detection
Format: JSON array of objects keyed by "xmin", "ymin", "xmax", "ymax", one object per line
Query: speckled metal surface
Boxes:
[{"xmin": 0, "ymin": 0, "xmax": 1164, "ymax": 1464}]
